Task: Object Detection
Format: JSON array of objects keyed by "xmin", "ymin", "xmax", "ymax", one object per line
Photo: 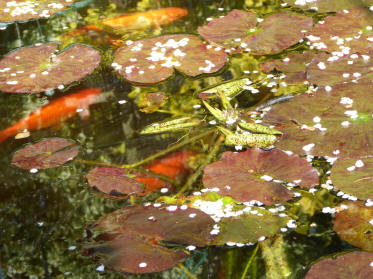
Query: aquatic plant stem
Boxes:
[
  {"xmin": 174, "ymin": 134, "xmax": 224, "ymax": 197},
  {"xmin": 122, "ymin": 128, "xmax": 216, "ymax": 169},
  {"xmin": 178, "ymin": 263, "xmax": 197, "ymax": 279},
  {"xmin": 240, "ymin": 244, "xmax": 259, "ymax": 279}
]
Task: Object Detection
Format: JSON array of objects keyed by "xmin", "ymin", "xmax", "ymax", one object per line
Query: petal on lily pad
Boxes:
[
  {"xmin": 306, "ymin": 8, "xmax": 373, "ymax": 54},
  {"xmin": 198, "ymin": 10, "xmax": 312, "ymax": 55},
  {"xmin": 307, "ymin": 52, "xmax": 373, "ymax": 87},
  {"xmin": 284, "ymin": 0, "xmax": 373, "ymax": 13},
  {"xmin": 263, "ymin": 82, "xmax": 373, "ymax": 158},
  {"xmin": 305, "ymin": 251, "xmax": 373, "ymax": 279},
  {"xmin": 86, "ymin": 167, "xmax": 144, "ymax": 197},
  {"xmin": 11, "ymin": 138, "xmax": 79, "ymax": 170},
  {"xmin": 202, "ymin": 148, "xmax": 319, "ymax": 205},
  {"xmin": 331, "ymin": 157, "xmax": 373, "ymax": 200},
  {"xmin": 333, "ymin": 201, "xmax": 373, "ymax": 252},
  {"xmin": 0, "ymin": 0, "xmax": 78, "ymax": 23},
  {"xmin": 0, "ymin": 43, "xmax": 101, "ymax": 94},
  {"xmin": 112, "ymin": 35, "xmax": 227, "ymax": 84},
  {"xmin": 260, "ymin": 51, "xmax": 316, "ymax": 84}
]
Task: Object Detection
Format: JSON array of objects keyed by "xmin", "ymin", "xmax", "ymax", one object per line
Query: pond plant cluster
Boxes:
[{"xmin": 1, "ymin": 0, "xmax": 373, "ymax": 278}]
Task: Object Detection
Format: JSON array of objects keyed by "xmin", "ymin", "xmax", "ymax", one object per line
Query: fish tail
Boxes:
[{"xmin": 0, "ymin": 127, "xmax": 16, "ymax": 144}]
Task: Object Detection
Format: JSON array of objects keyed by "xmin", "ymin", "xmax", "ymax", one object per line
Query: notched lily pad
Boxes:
[
  {"xmin": 306, "ymin": 8, "xmax": 373, "ymax": 54},
  {"xmin": 263, "ymin": 83, "xmax": 373, "ymax": 158},
  {"xmin": 202, "ymin": 148, "xmax": 319, "ymax": 205},
  {"xmin": 0, "ymin": 43, "xmax": 101, "ymax": 93},
  {"xmin": 333, "ymin": 201, "xmax": 373, "ymax": 252},
  {"xmin": 305, "ymin": 251, "xmax": 373, "ymax": 279},
  {"xmin": 284, "ymin": 0, "xmax": 373, "ymax": 13},
  {"xmin": 11, "ymin": 138, "xmax": 79, "ymax": 170},
  {"xmin": 112, "ymin": 34, "xmax": 227, "ymax": 84},
  {"xmin": 198, "ymin": 10, "xmax": 312, "ymax": 55},
  {"xmin": 260, "ymin": 51, "xmax": 316, "ymax": 84},
  {"xmin": 331, "ymin": 157, "xmax": 373, "ymax": 200},
  {"xmin": 86, "ymin": 167, "xmax": 144, "ymax": 197}
]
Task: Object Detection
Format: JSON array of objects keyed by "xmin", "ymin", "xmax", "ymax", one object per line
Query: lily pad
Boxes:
[
  {"xmin": 307, "ymin": 52, "xmax": 373, "ymax": 87},
  {"xmin": 333, "ymin": 201, "xmax": 373, "ymax": 252},
  {"xmin": 263, "ymin": 82, "xmax": 373, "ymax": 158},
  {"xmin": 0, "ymin": 0, "xmax": 78, "ymax": 23},
  {"xmin": 112, "ymin": 34, "xmax": 227, "ymax": 84},
  {"xmin": 198, "ymin": 10, "xmax": 312, "ymax": 55},
  {"xmin": 305, "ymin": 251, "xmax": 373, "ymax": 279},
  {"xmin": 0, "ymin": 43, "xmax": 101, "ymax": 94},
  {"xmin": 306, "ymin": 8, "xmax": 373, "ymax": 54},
  {"xmin": 284, "ymin": 0, "xmax": 373, "ymax": 13},
  {"xmin": 331, "ymin": 157, "xmax": 373, "ymax": 200},
  {"xmin": 86, "ymin": 167, "xmax": 144, "ymax": 197},
  {"xmin": 11, "ymin": 138, "xmax": 79, "ymax": 170},
  {"xmin": 260, "ymin": 51, "xmax": 316, "ymax": 84},
  {"xmin": 202, "ymin": 148, "xmax": 319, "ymax": 205}
]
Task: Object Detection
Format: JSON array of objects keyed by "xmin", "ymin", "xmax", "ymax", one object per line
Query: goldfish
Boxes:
[
  {"xmin": 0, "ymin": 88, "xmax": 103, "ymax": 144},
  {"xmin": 101, "ymin": 7, "xmax": 188, "ymax": 31}
]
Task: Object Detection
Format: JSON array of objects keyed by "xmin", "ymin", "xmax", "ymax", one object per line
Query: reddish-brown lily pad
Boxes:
[
  {"xmin": 307, "ymin": 52, "xmax": 373, "ymax": 87},
  {"xmin": 263, "ymin": 82, "xmax": 373, "ymax": 158},
  {"xmin": 306, "ymin": 8, "xmax": 373, "ymax": 54},
  {"xmin": 112, "ymin": 34, "xmax": 227, "ymax": 84},
  {"xmin": 305, "ymin": 251, "xmax": 373, "ymax": 279},
  {"xmin": 198, "ymin": 10, "xmax": 312, "ymax": 55},
  {"xmin": 284, "ymin": 0, "xmax": 373, "ymax": 13},
  {"xmin": 0, "ymin": 0, "xmax": 78, "ymax": 23},
  {"xmin": 86, "ymin": 167, "xmax": 144, "ymax": 197},
  {"xmin": 333, "ymin": 201, "xmax": 373, "ymax": 252},
  {"xmin": 331, "ymin": 157, "xmax": 373, "ymax": 200},
  {"xmin": 202, "ymin": 148, "xmax": 319, "ymax": 205},
  {"xmin": 11, "ymin": 138, "xmax": 79, "ymax": 170},
  {"xmin": 0, "ymin": 43, "xmax": 101, "ymax": 94}
]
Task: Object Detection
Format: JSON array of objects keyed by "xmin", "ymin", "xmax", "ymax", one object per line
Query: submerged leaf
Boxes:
[
  {"xmin": 11, "ymin": 138, "xmax": 79, "ymax": 170},
  {"xmin": 140, "ymin": 117, "xmax": 201, "ymax": 134},
  {"xmin": 0, "ymin": 43, "xmax": 101, "ymax": 94},
  {"xmin": 202, "ymin": 149, "xmax": 319, "ymax": 205},
  {"xmin": 139, "ymin": 92, "xmax": 168, "ymax": 113},
  {"xmin": 112, "ymin": 34, "xmax": 227, "ymax": 84},
  {"xmin": 284, "ymin": 0, "xmax": 373, "ymax": 12},
  {"xmin": 224, "ymin": 132, "xmax": 278, "ymax": 148},
  {"xmin": 198, "ymin": 78, "xmax": 250, "ymax": 99}
]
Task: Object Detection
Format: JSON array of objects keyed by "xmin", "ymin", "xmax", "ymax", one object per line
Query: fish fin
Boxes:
[
  {"xmin": 0, "ymin": 129, "xmax": 12, "ymax": 144},
  {"xmin": 79, "ymin": 108, "xmax": 90, "ymax": 120}
]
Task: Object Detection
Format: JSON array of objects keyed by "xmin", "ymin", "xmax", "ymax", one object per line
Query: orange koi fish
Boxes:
[
  {"xmin": 135, "ymin": 150, "xmax": 197, "ymax": 194},
  {"xmin": 0, "ymin": 88, "xmax": 103, "ymax": 143},
  {"xmin": 102, "ymin": 7, "xmax": 188, "ymax": 30}
]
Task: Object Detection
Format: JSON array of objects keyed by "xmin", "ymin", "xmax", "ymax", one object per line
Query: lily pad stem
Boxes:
[
  {"xmin": 178, "ymin": 263, "xmax": 197, "ymax": 279},
  {"xmin": 240, "ymin": 244, "xmax": 259, "ymax": 279}
]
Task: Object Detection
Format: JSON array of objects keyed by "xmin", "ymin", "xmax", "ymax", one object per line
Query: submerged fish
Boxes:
[
  {"xmin": 101, "ymin": 7, "xmax": 188, "ymax": 31},
  {"xmin": 0, "ymin": 88, "xmax": 103, "ymax": 143}
]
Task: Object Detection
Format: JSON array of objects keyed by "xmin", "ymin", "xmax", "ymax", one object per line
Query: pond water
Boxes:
[{"xmin": 1, "ymin": 0, "xmax": 373, "ymax": 278}]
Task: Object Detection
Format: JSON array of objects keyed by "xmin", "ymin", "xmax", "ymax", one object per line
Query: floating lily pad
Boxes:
[
  {"xmin": 284, "ymin": 0, "xmax": 373, "ymax": 13},
  {"xmin": 198, "ymin": 10, "xmax": 312, "ymax": 55},
  {"xmin": 307, "ymin": 52, "xmax": 373, "ymax": 87},
  {"xmin": 305, "ymin": 251, "xmax": 373, "ymax": 279},
  {"xmin": 306, "ymin": 8, "xmax": 373, "ymax": 54},
  {"xmin": 86, "ymin": 167, "xmax": 144, "ymax": 197},
  {"xmin": 0, "ymin": 0, "xmax": 78, "ymax": 23},
  {"xmin": 263, "ymin": 82, "xmax": 373, "ymax": 158},
  {"xmin": 260, "ymin": 51, "xmax": 316, "ymax": 84},
  {"xmin": 331, "ymin": 157, "xmax": 373, "ymax": 200},
  {"xmin": 112, "ymin": 35, "xmax": 227, "ymax": 84},
  {"xmin": 0, "ymin": 43, "xmax": 101, "ymax": 93},
  {"xmin": 11, "ymin": 138, "xmax": 79, "ymax": 170},
  {"xmin": 212, "ymin": 209, "xmax": 289, "ymax": 245},
  {"xmin": 202, "ymin": 148, "xmax": 319, "ymax": 205},
  {"xmin": 333, "ymin": 201, "xmax": 373, "ymax": 252}
]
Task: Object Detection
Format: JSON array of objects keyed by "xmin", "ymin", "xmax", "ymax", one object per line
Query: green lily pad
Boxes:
[
  {"xmin": 284, "ymin": 0, "xmax": 373, "ymax": 13},
  {"xmin": 306, "ymin": 8, "xmax": 373, "ymax": 54},
  {"xmin": 331, "ymin": 157, "xmax": 373, "ymax": 200},
  {"xmin": 307, "ymin": 52, "xmax": 373, "ymax": 87},
  {"xmin": 198, "ymin": 10, "xmax": 312, "ymax": 55},
  {"xmin": 305, "ymin": 251, "xmax": 373, "ymax": 279},
  {"xmin": 86, "ymin": 167, "xmax": 144, "ymax": 197},
  {"xmin": 112, "ymin": 34, "xmax": 227, "ymax": 84},
  {"xmin": 11, "ymin": 138, "xmax": 79, "ymax": 170},
  {"xmin": 260, "ymin": 51, "xmax": 316, "ymax": 84},
  {"xmin": 0, "ymin": 43, "xmax": 101, "ymax": 94},
  {"xmin": 333, "ymin": 201, "xmax": 373, "ymax": 252},
  {"xmin": 202, "ymin": 148, "xmax": 319, "ymax": 205},
  {"xmin": 263, "ymin": 82, "xmax": 373, "ymax": 158}
]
